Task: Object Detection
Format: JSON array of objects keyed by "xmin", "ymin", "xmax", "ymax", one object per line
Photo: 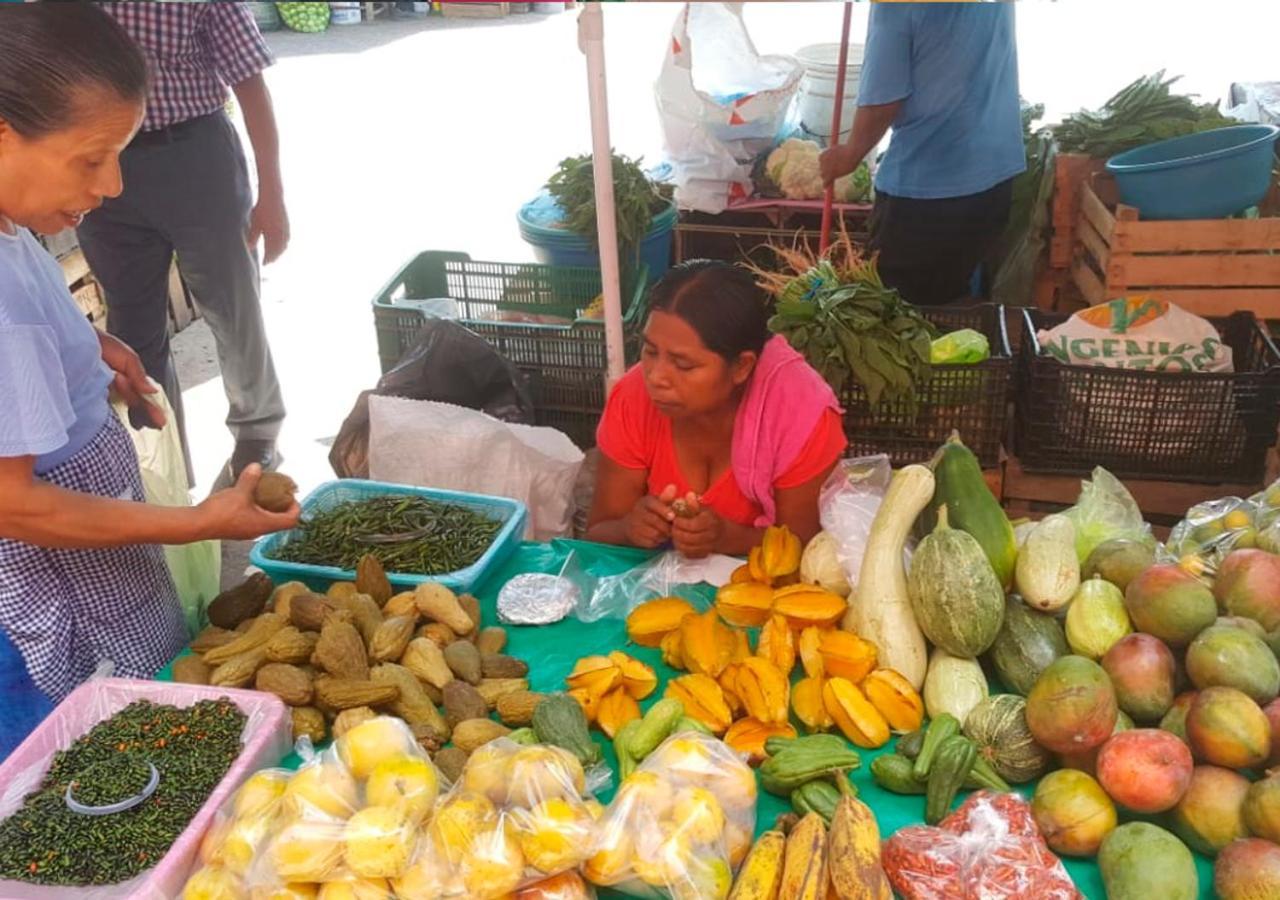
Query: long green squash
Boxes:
[{"xmin": 919, "ymin": 433, "xmax": 1017, "ymax": 590}]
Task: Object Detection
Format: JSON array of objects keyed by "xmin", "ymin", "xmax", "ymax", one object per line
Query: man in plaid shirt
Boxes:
[{"xmin": 77, "ymin": 2, "xmax": 288, "ymax": 484}]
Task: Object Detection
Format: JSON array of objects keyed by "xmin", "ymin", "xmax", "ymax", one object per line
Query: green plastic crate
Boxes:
[{"xmin": 372, "ymin": 252, "xmax": 649, "ymax": 448}]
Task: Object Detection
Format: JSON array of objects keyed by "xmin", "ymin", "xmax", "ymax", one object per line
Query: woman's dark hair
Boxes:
[
  {"xmin": 647, "ymin": 259, "xmax": 773, "ymax": 361},
  {"xmin": 0, "ymin": 2, "xmax": 148, "ymax": 139}
]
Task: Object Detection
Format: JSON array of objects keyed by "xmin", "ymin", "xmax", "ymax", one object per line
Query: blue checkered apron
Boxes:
[{"xmin": 0, "ymin": 414, "xmax": 187, "ymax": 703}]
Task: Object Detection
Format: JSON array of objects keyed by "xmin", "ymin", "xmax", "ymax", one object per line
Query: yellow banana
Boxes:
[
  {"xmin": 778, "ymin": 812, "xmax": 827, "ymax": 900},
  {"xmin": 728, "ymin": 829, "xmax": 785, "ymax": 900},
  {"xmin": 827, "ymin": 795, "xmax": 891, "ymax": 900}
]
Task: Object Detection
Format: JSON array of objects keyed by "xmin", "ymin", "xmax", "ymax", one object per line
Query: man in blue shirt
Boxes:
[{"xmin": 820, "ymin": 2, "xmax": 1024, "ymax": 306}]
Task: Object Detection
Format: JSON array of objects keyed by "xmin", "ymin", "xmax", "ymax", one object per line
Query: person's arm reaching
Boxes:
[
  {"xmin": 0, "ymin": 456, "xmax": 299, "ymax": 549},
  {"xmin": 233, "ymin": 73, "xmax": 290, "ymax": 264},
  {"xmin": 586, "ymin": 457, "xmax": 675, "ymax": 549},
  {"xmin": 819, "ymin": 101, "xmax": 902, "ymax": 185}
]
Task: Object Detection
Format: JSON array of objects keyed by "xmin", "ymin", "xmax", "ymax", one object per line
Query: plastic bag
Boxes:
[
  {"xmin": 1162, "ymin": 476, "xmax": 1280, "ymax": 577},
  {"xmin": 330, "ymin": 318, "xmax": 536, "ymax": 480},
  {"xmin": 112, "ymin": 393, "xmax": 220, "ymax": 636},
  {"xmin": 817, "ymin": 454, "xmax": 896, "ymax": 593},
  {"xmin": 577, "ymin": 552, "xmax": 737, "ymax": 623},
  {"xmin": 514, "ymin": 871, "xmax": 597, "ymax": 900},
  {"xmin": 586, "ymin": 731, "xmax": 755, "ymax": 899},
  {"xmin": 1036, "ymin": 298, "xmax": 1234, "ymax": 373},
  {"xmin": 397, "ymin": 738, "xmax": 601, "ymax": 900},
  {"xmin": 1063, "ymin": 467, "xmax": 1154, "ymax": 564},
  {"xmin": 930, "ymin": 329, "xmax": 991, "ymax": 365},
  {"xmin": 368, "ymin": 396, "xmax": 584, "ymax": 542},
  {"xmin": 0, "ymin": 678, "xmax": 290, "ymax": 900},
  {"xmin": 882, "ymin": 792, "xmax": 1079, "ymax": 900},
  {"xmin": 183, "ymin": 716, "xmax": 441, "ymax": 898},
  {"xmin": 655, "ymin": 2, "xmax": 802, "ymax": 213}
]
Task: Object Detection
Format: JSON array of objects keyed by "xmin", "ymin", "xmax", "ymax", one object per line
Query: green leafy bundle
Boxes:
[
  {"xmin": 545, "ymin": 151, "xmax": 674, "ymax": 264},
  {"xmin": 1052, "ymin": 71, "xmax": 1237, "ymax": 158}
]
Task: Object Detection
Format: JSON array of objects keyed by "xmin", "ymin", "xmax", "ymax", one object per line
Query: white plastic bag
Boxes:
[
  {"xmin": 655, "ymin": 2, "xmax": 802, "ymax": 213},
  {"xmin": 1036, "ymin": 298, "xmax": 1234, "ymax": 373},
  {"xmin": 111, "ymin": 390, "xmax": 220, "ymax": 637},
  {"xmin": 368, "ymin": 397, "xmax": 584, "ymax": 542},
  {"xmin": 818, "ymin": 454, "xmax": 896, "ymax": 594}
]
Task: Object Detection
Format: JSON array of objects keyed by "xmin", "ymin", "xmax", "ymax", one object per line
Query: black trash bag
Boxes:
[{"xmin": 330, "ymin": 319, "xmax": 535, "ymax": 478}]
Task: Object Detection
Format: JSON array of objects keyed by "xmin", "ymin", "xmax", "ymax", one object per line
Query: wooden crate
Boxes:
[
  {"xmin": 1070, "ymin": 181, "xmax": 1280, "ymax": 318},
  {"xmin": 1049, "ymin": 153, "xmax": 1108, "ymax": 269},
  {"xmin": 441, "ymin": 2, "xmax": 509, "ymax": 17}
]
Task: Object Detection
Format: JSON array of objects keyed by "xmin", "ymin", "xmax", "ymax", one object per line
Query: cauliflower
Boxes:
[{"xmin": 764, "ymin": 138, "xmax": 873, "ymax": 202}]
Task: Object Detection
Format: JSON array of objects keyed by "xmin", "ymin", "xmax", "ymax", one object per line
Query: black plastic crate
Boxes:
[
  {"xmin": 1015, "ymin": 309, "xmax": 1280, "ymax": 483},
  {"xmin": 840, "ymin": 304, "xmax": 1012, "ymax": 468}
]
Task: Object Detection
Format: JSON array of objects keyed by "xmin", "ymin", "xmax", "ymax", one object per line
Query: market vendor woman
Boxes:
[
  {"xmin": 588, "ymin": 260, "xmax": 846, "ymax": 557},
  {"xmin": 0, "ymin": 5, "xmax": 298, "ymax": 717}
]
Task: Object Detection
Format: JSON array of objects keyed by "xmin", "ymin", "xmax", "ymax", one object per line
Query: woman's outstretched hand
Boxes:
[
  {"xmin": 671, "ymin": 492, "xmax": 722, "ymax": 559},
  {"xmin": 622, "ymin": 484, "xmax": 678, "ymax": 549}
]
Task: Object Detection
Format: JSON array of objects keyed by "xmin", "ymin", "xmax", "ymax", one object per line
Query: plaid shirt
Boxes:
[{"xmin": 100, "ymin": 2, "xmax": 275, "ymax": 132}]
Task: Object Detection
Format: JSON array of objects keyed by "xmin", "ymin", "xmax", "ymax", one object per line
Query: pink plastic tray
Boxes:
[{"xmin": 0, "ymin": 678, "xmax": 291, "ymax": 900}]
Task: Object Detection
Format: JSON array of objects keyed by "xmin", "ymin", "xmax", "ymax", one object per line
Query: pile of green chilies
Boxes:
[
  {"xmin": 269, "ymin": 494, "xmax": 503, "ymax": 574},
  {"xmin": 0, "ymin": 699, "xmax": 245, "ymax": 886}
]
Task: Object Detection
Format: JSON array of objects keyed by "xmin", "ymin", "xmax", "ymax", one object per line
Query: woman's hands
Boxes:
[
  {"xmin": 622, "ymin": 484, "xmax": 677, "ymax": 549},
  {"xmin": 622, "ymin": 486, "xmax": 724, "ymax": 558},
  {"xmin": 196, "ymin": 464, "xmax": 300, "ymax": 540},
  {"xmin": 98, "ymin": 332, "xmax": 165, "ymax": 428},
  {"xmin": 670, "ymin": 492, "xmax": 724, "ymax": 559}
]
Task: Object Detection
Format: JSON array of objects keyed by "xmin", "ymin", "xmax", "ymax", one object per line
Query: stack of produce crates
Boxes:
[
  {"xmin": 372, "ymin": 252, "xmax": 649, "ymax": 449},
  {"xmin": 1016, "ymin": 309, "xmax": 1280, "ymax": 483},
  {"xmin": 840, "ymin": 303, "xmax": 1013, "ymax": 469}
]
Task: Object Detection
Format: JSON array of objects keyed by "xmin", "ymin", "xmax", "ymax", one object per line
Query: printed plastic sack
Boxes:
[
  {"xmin": 112, "ymin": 391, "xmax": 219, "ymax": 636},
  {"xmin": 882, "ymin": 792, "xmax": 1079, "ymax": 900},
  {"xmin": 817, "ymin": 454, "xmax": 897, "ymax": 593},
  {"xmin": 1063, "ymin": 466, "xmax": 1154, "ymax": 564},
  {"xmin": 577, "ymin": 552, "xmax": 737, "ymax": 623},
  {"xmin": 368, "ymin": 396, "xmax": 584, "ymax": 542},
  {"xmin": 396, "ymin": 738, "xmax": 601, "ymax": 899},
  {"xmin": 655, "ymin": 2, "xmax": 802, "ymax": 213},
  {"xmin": 183, "ymin": 716, "xmax": 442, "ymax": 898},
  {"xmin": 1036, "ymin": 297, "xmax": 1234, "ymax": 373},
  {"xmin": 586, "ymin": 731, "xmax": 755, "ymax": 899}
]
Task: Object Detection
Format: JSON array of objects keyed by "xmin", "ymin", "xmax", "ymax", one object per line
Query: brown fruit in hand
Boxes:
[
  {"xmin": 355, "ymin": 554, "xmax": 393, "ymax": 606},
  {"xmin": 445, "ymin": 641, "xmax": 483, "ymax": 685},
  {"xmin": 207, "ymin": 572, "xmax": 274, "ymax": 629},
  {"xmin": 256, "ymin": 663, "xmax": 315, "ymax": 706},
  {"xmin": 172, "ymin": 654, "xmax": 211, "ymax": 685},
  {"xmin": 253, "ymin": 471, "xmax": 298, "ymax": 513},
  {"xmin": 265, "ymin": 627, "xmax": 319, "ymax": 665},
  {"xmin": 443, "ymin": 680, "xmax": 490, "ymax": 730},
  {"xmin": 291, "ymin": 706, "xmax": 327, "ymax": 744},
  {"xmin": 312, "ymin": 620, "xmax": 369, "ymax": 681}
]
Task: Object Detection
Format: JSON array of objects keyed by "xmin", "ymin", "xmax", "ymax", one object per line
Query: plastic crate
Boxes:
[
  {"xmin": 0, "ymin": 678, "xmax": 290, "ymax": 900},
  {"xmin": 840, "ymin": 304, "xmax": 1013, "ymax": 468},
  {"xmin": 372, "ymin": 252, "xmax": 649, "ymax": 448},
  {"xmin": 250, "ymin": 479, "xmax": 527, "ymax": 593},
  {"xmin": 1015, "ymin": 309, "xmax": 1280, "ymax": 483}
]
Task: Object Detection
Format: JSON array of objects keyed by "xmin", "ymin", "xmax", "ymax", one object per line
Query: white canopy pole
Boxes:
[{"xmin": 578, "ymin": 2, "xmax": 627, "ymax": 387}]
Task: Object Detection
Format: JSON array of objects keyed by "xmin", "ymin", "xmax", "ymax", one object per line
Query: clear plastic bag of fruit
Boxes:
[
  {"xmin": 882, "ymin": 792, "xmax": 1078, "ymax": 900},
  {"xmin": 1164, "ymin": 493, "xmax": 1271, "ymax": 580},
  {"xmin": 584, "ymin": 731, "xmax": 756, "ymax": 900},
  {"xmin": 394, "ymin": 738, "xmax": 602, "ymax": 900}
]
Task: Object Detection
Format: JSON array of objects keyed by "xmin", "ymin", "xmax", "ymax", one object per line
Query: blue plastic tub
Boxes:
[
  {"xmin": 250, "ymin": 479, "xmax": 527, "ymax": 593},
  {"xmin": 518, "ymin": 193, "xmax": 676, "ymax": 282},
  {"xmin": 1105, "ymin": 124, "xmax": 1280, "ymax": 220}
]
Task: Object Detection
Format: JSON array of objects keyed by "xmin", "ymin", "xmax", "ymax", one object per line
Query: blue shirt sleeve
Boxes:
[
  {"xmin": 0, "ymin": 324, "xmax": 76, "ymax": 459},
  {"xmin": 858, "ymin": 4, "xmax": 915, "ymax": 106}
]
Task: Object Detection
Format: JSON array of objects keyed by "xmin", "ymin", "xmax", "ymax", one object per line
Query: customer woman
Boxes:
[
  {"xmin": 0, "ymin": 3, "xmax": 298, "ymax": 732},
  {"xmin": 587, "ymin": 260, "xmax": 846, "ymax": 558}
]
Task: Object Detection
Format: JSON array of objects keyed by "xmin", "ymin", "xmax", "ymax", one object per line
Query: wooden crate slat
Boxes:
[
  {"xmin": 1108, "ymin": 253, "xmax": 1280, "ymax": 289},
  {"xmin": 1113, "ymin": 216, "xmax": 1280, "ymax": 253},
  {"xmin": 1070, "ymin": 256, "xmax": 1108, "ymax": 306},
  {"xmin": 1079, "ymin": 181, "xmax": 1116, "ymax": 244},
  {"xmin": 1077, "ymin": 218, "xmax": 1111, "ymax": 273}
]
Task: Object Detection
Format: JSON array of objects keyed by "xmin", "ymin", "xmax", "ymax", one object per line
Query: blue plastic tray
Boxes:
[{"xmin": 250, "ymin": 479, "xmax": 528, "ymax": 593}]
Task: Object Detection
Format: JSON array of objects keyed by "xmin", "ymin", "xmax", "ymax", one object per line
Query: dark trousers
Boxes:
[
  {"xmin": 77, "ymin": 112, "xmax": 285, "ymax": 469},
  {"xmin": 868, "ymin": 177, "xmax": 1015, "ymax": 306}
]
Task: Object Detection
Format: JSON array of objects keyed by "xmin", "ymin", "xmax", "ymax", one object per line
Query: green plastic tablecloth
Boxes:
[{"xmin": 165, "ymin": 539, "xmax": 1218, "ymax": 899}]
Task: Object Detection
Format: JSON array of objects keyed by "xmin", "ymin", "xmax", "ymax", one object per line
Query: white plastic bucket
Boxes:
[
  {"xmin": 795, "ymin": 42, "xmax": 865, "ymax": 144},
  {"xmin": 330, "ymin": 2, "xmax": 362, "ymax": 25}
]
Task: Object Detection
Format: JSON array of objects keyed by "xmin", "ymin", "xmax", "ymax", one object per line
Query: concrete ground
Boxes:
[{"xmin": 171, "ymin": 2, "xmax": 1279, "ymax": 585}]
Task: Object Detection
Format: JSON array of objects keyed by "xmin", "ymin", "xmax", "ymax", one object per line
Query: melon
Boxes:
[
  {"xmin": 1031, "ymin": 769, "xmax": 1117, "ymax": 857},
  {"xmin": 1170, "ymin": 766, "xmax": 1251, "ymax": 856},
  {"xmin": 962, "ymin": 694, "xmax": 1051, "ymax": 784},
  {"xmin": 1098, "ymin": 822, "xmax": 1199, "ymax": 900},
  {"xmin": 1124, "ymin": 564, "xmax": 1217, "ymax": 647},
  {"xmin": 1026, "ymin": 655, "xmax": 1118, "ymax": 755},
  {"xmin": 1215, "ymin": 838, "xmax": 1280, "ymax": 900},
  {"xmin": 1185, "ymin": 624, "xmax": 1280, "ymax": 704},
  {"xmin": 1243, "ymin": 772, "xmax": 1280, "ymax": 843},
  {"xmin": 1095, "ymin": 729, "xmax": 1193, "ymax": 814},
  {"xmin": 1185, "ymin": 686, "xmax": 1272, "ymax": 769},
  {"xmin": 1065, "ymin": 577, "xmax": 1132, "ymax": 660},
  {"xmin": 986, "ymin": 596, "xmax": 1068, "ymax": 696},
  {"xmin": 1214, "ymin": 549, "xmax": 1280, "ymax": 631},
  {"xmin": 1101, "ymin": 633, "xmax": 1177, "ymax": 724},
  {"xmin": 1083, "ymin": 538, "xmax": 1156, "ymax": 592},
  {"xmin": 907, "ymin": 509, "xmax": 1005, "ymax": 658}
]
